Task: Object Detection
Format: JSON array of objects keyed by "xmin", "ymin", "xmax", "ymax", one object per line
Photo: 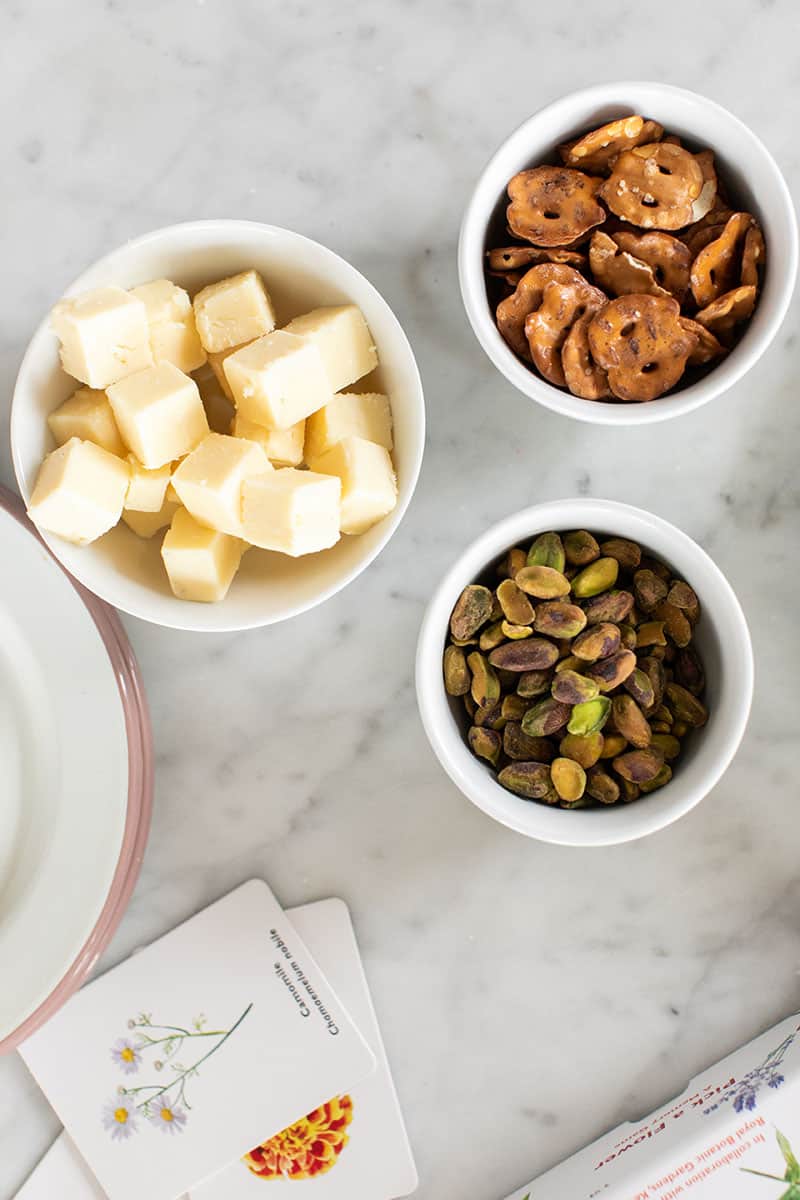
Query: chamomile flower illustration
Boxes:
[
  {"xmin": 148, "ymin": 1099, "xmax": 188, "ymax": 1135},
  {"xmin": 102, "ymin": 1096, "xmax": 138, "ymax": 1141},
  {"xmin": 102, "ymin": 1004, "xmax": 252, "ymax": 1142},
  {"xmin": 110, "ymin": 1037, "xmax": 142, "ymax": 1075}
]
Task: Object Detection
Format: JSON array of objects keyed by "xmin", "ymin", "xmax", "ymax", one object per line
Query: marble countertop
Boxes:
[{"xmin": 2, "ymin": 2, "xmax": 799, "ymax": 1197}]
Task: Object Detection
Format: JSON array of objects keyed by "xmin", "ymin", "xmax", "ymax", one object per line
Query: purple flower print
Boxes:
[
  {"xmin": 110, "ymin": 1037, "xmax": 142, "ymax": 1075},
  {"xmin": 102, "ymin": 1096, "xmax": 138, "ymax": 1141},
  {"xmin": 148, "ymin": 1099, "xmax": 188, "ymax": 1134}
]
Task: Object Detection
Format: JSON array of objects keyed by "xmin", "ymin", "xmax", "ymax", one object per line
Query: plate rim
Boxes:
[{"xmin": 0, "ymin": 484, "xmax": 153, "ymax": 1054}]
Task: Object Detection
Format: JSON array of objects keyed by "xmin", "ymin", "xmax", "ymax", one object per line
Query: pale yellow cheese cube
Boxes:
[
  {"xmin": 207, "ymin": 347, "xmax": 238, "ymax": 402},
  {"xmin": 304, "ymin": 392, "xmax": 393, "ymax": 461},
  {"xmin": 130, "ymin": 279, "xmax": 206, "ymax": 373},
  {"xmin": 107, "ymin": 363, "xmax": 209, "ymax": 469},
  {"xmin": 192, "ymin": 270, "xmax": 276, "ymax": 354},
  {"xmin": 47, "ymin": 387, "xmax": 128, "ymax": 458},
  {"xmin": 27, "ymin": 437, "xmax": 131, "ymax": 545},
  {"xmin": 284, "ymin": 305, "xmax": 378, "ymax": 393},
  {"xmin": 51, "ymin": 286, "xmax": 152, "ymax": 389},
  {"xmin": 223, "ymin": 330, "xmax": 331, "ymax": 430},
  {"xmin": 241, "ymin": 469, "xmax": 341, "ymax": 556},
  {"xmin": 161, "ymin": 507, "xmax": 245, "ymax": 602},
  {"xmin": 231, "ymin": 413, "xmax": 305, "ymax": 467},
  {"xmin": 125, "ymin": 456, "xmax": 171, "ymax": 512},
  {"xmin": 171, "ymin": 432, "xmax": 272, "ymax": 536},
  {"xmin": 307, "ymin": 436, "xmax": 397, "ymax": 534},
  {"xmin": 122, "ymin": 497, "xmax": 180, "ymax": 539}
]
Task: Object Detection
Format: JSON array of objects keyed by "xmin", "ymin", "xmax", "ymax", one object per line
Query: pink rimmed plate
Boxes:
[{"xmin": 0, "ymin": 484, "xmax": 152, "ymax": 1053}]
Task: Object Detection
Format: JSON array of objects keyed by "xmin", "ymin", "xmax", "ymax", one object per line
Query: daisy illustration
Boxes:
[
  {"xmin": 148, "ymin": 1099, "xmax": 188, "ymax": 1135},
  {"xmin": 110, "ymin": 1037, "xmax": 141, "ymax": 1075},
  {"xmin": 102, "ymin": 1096, "xmax": 138, "ymax": 1141}
]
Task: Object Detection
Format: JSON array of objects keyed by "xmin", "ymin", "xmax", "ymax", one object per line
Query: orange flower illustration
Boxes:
[{"xmin": 243, "ymin": 1095, "xmax": 354, "ymax": 1181}]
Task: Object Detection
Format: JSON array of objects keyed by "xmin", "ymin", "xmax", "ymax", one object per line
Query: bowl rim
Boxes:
[
  {"xmin": 415, "ymin": 497, "xmax": 754, "ymax": 846},
  {"xmin": 10, "ymin": 219, "xmax": 426, "ymax": 632},
  {"xmin": 458, "ymin": 80, "xmax": 799, "ymax": 426}
]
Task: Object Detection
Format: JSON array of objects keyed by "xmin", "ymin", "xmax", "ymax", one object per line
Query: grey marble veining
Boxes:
[{"xmin": 2, "ymin": 2, "xmax": 800, "ymax": 1197}]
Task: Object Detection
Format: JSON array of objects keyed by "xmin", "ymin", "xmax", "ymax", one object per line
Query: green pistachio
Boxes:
[
  {"xmin": 478, "ymin": 620, "xmax": 506, "ymax": 651},
  {"xmin": 515, "ymin": 564, "xmax": 571, "ymax": 599},
  {"xmin": 501, "ymin": 621, "xmax": 533, "ymax": 640},
  {"xmin": 526, "ymin": 531, "xmax": 566, "ymax": 571},
  {"xmin": 571, "ymin": 557, "xmax": 619, "ymax": 598},
  {"xmin": 567, "ymin": 696, "xmax": 611, "ymax": 736},
  {"xmin": 533, "ymin": 601, "xmax": 587, "ymax": 639},
  {"xmin": 498, "ymin": 761, "xmax": 558, "ymax": 801},
  {"xmin": 551, "ymin": 670, "xmax": 600, "ymax": 705},
  {"xmin": 563, "ymin": 530, "xmax": 600, "ymax": 566},
  {"xmin": 521, "ymin": 698, "xmax": 572, "ymax": 737}
]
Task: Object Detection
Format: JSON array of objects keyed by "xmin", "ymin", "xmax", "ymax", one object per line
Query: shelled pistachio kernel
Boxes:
[{"xmin": 444, "ymin": 529, "xmax": 707, "ymax": 809}]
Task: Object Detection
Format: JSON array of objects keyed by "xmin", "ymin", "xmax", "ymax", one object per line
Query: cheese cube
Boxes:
[
  {"xmin": 304, "ymin": 392, "xmax": 393, "ymax": 461},
  {"xmin": 171, "ymin": 432, "xmax": 271, "ymax": 536},
  {"xmin": 223, "ymin": 331, "xmax": 331, "ymax": 430},
  {"xmin": 206, "ymin": 346, "xmax": 238, "ymax": 401},
  {"xmin": 125, "ymin": 456, "xmax": 171, "ymax": 512},
  {"xmin": 47, "ymin": 387, "xmax": 128, "ymax": 458},
  {"xmin": 51, "ymin": 286, "xmax": 152, "ymax": 388},
  {"xmin": 231, "ymin": 413, "xmax": 305, "ymax": 467},
  {"xmin": 192, "ymin": 270, "xmax": 276, "ymax": 354},
  {"xmin": 27, "ymin": 437, "xmax": 131, "ymax": 545},
  {"xmin": 161, "ymin": 507, "xmax": 245, "ymax": 603},
  {"xmin": 130, "ymin": 279, "xmax": 206, "ymax": 374},
  {"xmin": 107, "ymin": 363, "xmax": 209, "ymax": 469},
  {"xmin": 242, "ymin": 469, "xmax": 341, "ymax": 556},
  {"xmin": 122, "ymin": 497, "xmax": 180, "ymax": 539},
  {"xmin": 308, "ymin": 436, "xmax": 397, "ymax": 534},
  {"xmin": 284, "ymin": 305, "xmax": 378, "ymax": 393}
]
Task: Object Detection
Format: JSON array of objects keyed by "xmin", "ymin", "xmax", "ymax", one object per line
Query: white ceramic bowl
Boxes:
[
  {"xmin": 459, "ymin": 81, "xmax": 798, "ymax": 425},
  {"xmin": 416, "ymin": 499, "xmax": 753, "ymax": 846},
  {"xmin": 11, "ymin": 220, "xmax": 425, "ymax": 631}
]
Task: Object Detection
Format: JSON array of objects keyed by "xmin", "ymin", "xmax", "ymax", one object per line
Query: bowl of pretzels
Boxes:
[{"xmin": 459, "ymin": 82, "xmax": 797, "ymax": 424}]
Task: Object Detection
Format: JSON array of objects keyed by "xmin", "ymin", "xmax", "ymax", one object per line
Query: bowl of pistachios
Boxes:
[{"xmin": 416, "ymin": 498, "xmax": 753, "ymax": 846}]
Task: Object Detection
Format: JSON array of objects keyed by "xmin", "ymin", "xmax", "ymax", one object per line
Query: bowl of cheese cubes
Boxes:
[{"xmin": 11, "ymin": 220, "xmax": 425, "ymax": 631}]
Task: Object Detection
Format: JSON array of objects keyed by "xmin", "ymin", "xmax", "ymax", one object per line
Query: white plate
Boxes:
[{"xmin": 0, "ymin": 503, "xmax": 129, "ymax": 1042}]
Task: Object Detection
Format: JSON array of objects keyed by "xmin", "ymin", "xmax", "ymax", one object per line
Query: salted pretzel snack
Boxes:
[
  {"xmin": 487, "ymin": 111, "xmax": 765, "ymax": 402},
  {"xmin": 588, "ymin": 294, "xmax": 698, "ymax": 402},
  {"xmin": 524, "ymin": 277, "xmax": 607, "ymax": 386},
  {"xmin": 506, "ymin": 166, "xmax": 606, "ymax": 247}
]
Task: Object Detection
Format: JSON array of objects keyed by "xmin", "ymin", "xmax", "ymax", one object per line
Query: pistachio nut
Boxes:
[
  {"xmin": 551, "ymin": 756, "xmax": 587, "ymax": 802},
  {"xmin": 633, "ymin": 568, "xmax": 668, "ymax": 613},
  {"xmin": 563, "ymin": 529, "xmax": 600, "ymax": 566},
  {"xmin": 479, "ymin": 620, "xmax": 507, "ymax": 652},
  {"xmin": 515, "ymin": 564, "xmax": 571, "ymax": 599},
  {"xmin": 463, "ymin": 693, "xmax": 476, "ymax": 720},
  {"xmin": 533, "ymin": 601, "xmax": 587, "ymax": 639},
  {"xmin": 554, "ymin": 654, "xmax": 585, "ymax": 674},
  {"xmin": 468, "ymin": 726, "xmax": 501, "ymax": 766},
  {"xmin": 450, "ymin": 584, "xmax": 494, "ymax": 641},
  {"xmin": 611, "ymin": 694, "xmax": 652, "ymax": 748},
  {"xmin": 623, "ymin": 667, "xmax": 656, "ymax": 710},
  {"xmin": 497, "ymin": 546, "xmax": 527, "ymax": 580},
  {"xmin": 504, "ymin": 723, "xmax": 556, "ymax": 762},
  {"xmin": 567, "ymin": 695, "xmax": 611, "ymax": 736},
  {"xmin": 639, "ymin": 555, "xmax": 671, "ymax": 581},
  {"xmin": 498, "ymin": 760, "xmax": 558, "ymax": 801},
  {"xmin": 599, "ymin": 537, "xmax": 642, "ymax": 571},
  {"xmin": 521, "ymin": 697, "xmax": 572, "ymax": 737},
  {"xmin": 501, "ymin": 621, "xmax": 534, "ymax": 640},
  {"xmin": 599, "ymin": 732, "xmax": 627, "ymax": 758},
  {"xmin": 640, "ymin": 764, "xmax": 673, "ymax": 793},
  {"xmin": 672, "ymin": 720, "xmax": 690, "ymax": 737},
  {"xmin": 517, "ymin": 669, "xmax": 553, "ymax": 697},
  {"xmin": 467, "ymin": 651, "xmax": 501, "ymax": 708},
  {"xmin": 654, "ymin": 600, "xmax": 692, "ymax": 648},
  {"xmin": 551, "ymin": 669, "xmax": 600, "ymax": 705},
  {"xmin": 650, "ymin": 721, "xmax": 672, "ymax": 734},
  {"xmin": 612, "ymin": 746, "xmax": 665, "ymax": 783},
  {"xmin": 667, "ymin": 579, "xmax": 699, "ymax": 619},
  {"xmin": 572, "ymin": 622, "xmax": 621, "ymax": 661},
  {"xmin": 618, "ymin": 622, "xmax": 637, "ymax": 649},
  {"xmin": 665, "ymin": 682, "xmax": 709, "ymax": 727},
  {"xmin": 586, "ymin": 765, "xmax": 620, "ymax": 804},
  {"xmin": 527, "ymin": 531, "xmax": 566, "ymax": 571},
  {"xmin": 559, "ymin": 730, "xmax": 604, "ymax": 768},
  {"xmin": 501, "ymin": 694, "xmax": 530, "ymax": 722},
  {"xmin": 650, "ymin": 733, "xmax": 681, "ymax": 760},
  {"xmin": 639, "ymin": 656, "xmax": 667, "ymax": 710},
  {"xmin": 473, "ymin": 700, "xmax": 505, "ymax": 730},
  {"xmin": 636, "ymin": 621, "xmax": 667, "ymax": 648},
  {"xmin": 586, "ymin": 648, "xmax": 636, "ymax": 692},
  {"xmin": 571, "ymin": 556, "xmax": 619, "ymax": 598},
  {"xmin": 619, "ymin": 777, "xmax": 641, "ymax": 803},
  {"xmin": 675, "ymin": 646, "xmax": 705, "ymax": 696},
  {"xmin": 488, "ymin": 638, "xmax": 560, "ymax": 672},
  {"xmin": 443, "ymin": 645, "xmax": 470, "ymax": 696},
  {"xmin": 653, "ymin": 704, "xmax": 673, "ymax": 725},
  {"xmin": 497, "ymin": 578, "xmax": 536, "ymax": 625},
  {"xmin": 583, "ymin": 589, "xmax": 634, "ymax": 625}
]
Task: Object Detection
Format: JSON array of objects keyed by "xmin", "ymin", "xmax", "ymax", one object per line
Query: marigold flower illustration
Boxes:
[
  {"xmin": 102, "ymin": 1096, "xmax": 138, "ymax": 1141},
  {"xmin": 243, "ymin": 1095, "xmax": 354, "ymax": 1180},
  {"xmin": 110, "ymin": 1037, "xmax": 142, "ymax": 1075},
  {"xmin": 148, "ymin": 1100, "xmax": 188, "ymax": 1135}
]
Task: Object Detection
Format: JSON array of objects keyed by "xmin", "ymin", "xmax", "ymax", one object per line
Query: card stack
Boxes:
[{"xmin": 16, "ymin": 882, "xmax": 418, "ymax": 1200}]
